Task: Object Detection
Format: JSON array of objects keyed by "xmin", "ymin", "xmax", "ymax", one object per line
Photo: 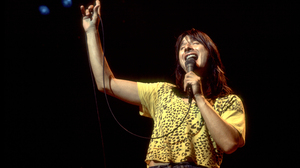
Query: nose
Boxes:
[{"xmin": 184, "ymin": 43, "xmax": 193, "ymax": 53}]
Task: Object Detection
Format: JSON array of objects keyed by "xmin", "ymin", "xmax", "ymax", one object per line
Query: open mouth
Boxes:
[{"xmin": 185, "ymin": 54, "xmax": 198, "ymax": 60}]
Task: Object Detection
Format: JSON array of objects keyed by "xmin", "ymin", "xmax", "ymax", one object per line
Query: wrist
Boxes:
[
  {"xmin": 85, "ymin": 28, "xmax": 99, "ymax": 36},
  {"xmin": 194, "ymin": 94, "xmax": 206, "ymax": 107}
]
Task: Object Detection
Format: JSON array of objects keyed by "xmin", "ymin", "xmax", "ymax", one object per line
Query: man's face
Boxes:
[{"xmin": 179, "ymin": 36, "xmax": 209, "ymax": 73}]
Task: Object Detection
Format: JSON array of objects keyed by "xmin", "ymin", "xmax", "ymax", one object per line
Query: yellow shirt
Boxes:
[{"xmin": 137, "ymin": 82, "xmax": 246, "ymax": 168}]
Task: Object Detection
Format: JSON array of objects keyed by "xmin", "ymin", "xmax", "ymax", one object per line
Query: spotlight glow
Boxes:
[
  {"xmin": 62, "ymin": 0, "xmax": 72, "ymax": 8},
  {"xmin": 39, "ymin": 5, "xmax": 50, "ymax": 15}
]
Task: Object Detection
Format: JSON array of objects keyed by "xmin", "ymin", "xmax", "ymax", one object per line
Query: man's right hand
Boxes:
[{"xmin": 80, "ymin": 0, "xmax": 101, "ymax": 33}]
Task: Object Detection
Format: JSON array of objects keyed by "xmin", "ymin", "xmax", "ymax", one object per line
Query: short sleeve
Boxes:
[
  {"xmin": 218, "ymin": 95, "xmax": 246, "ymax": 143},
  {"xmin": 137, "ymin": 82, "xmax": 162, "ymax": 118}
]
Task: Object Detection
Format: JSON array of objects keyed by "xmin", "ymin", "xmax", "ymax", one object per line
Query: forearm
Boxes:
[
  {"xmin": 86, "ymin": 29, "xmax": 114, "ymax": 93},
  {"xmin": 195, "ymin": 94, "xmax": 242, "ymax": 154}
]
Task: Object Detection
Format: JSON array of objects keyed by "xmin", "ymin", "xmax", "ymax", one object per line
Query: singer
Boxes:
[{"xmin": 80, "ymin": 1, "xmax": 245, "ymax": 168}]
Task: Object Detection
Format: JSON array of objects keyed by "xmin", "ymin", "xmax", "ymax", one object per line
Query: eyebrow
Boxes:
[
  {"xmin": 180, "ymin": 41, "xmax": 187, "ymax": 47},
  {"xmin": 180, "ymin": 38, "xmax": 198, "ymax": 47}
]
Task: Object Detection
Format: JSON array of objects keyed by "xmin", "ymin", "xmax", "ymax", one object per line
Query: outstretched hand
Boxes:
[{"xmin": 80, "ymin": 0, "xmax": 101, "ymax": 32}]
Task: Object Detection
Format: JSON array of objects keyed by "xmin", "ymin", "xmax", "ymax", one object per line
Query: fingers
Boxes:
[
  {"xmin": 88, "ymin": 5, "xmax": 94, "ymax": 12},
  {"xmin": 183, "ymin": 72, "xmax": 201, "ymax": 92},
  {"xmin": 96, "ymin": 0, "xmax": 100, "ymax": 5},
  {"xmin": 86, "ymin": 5, "xmax": 94, "ymax": 16},
  {"xmin": 183, "ymin": 72, "xmax": 192, "ymax": 92},
  {"xmin": 93, "ymin": 5, "xmax": 100, "ymax": 16},
  {"xmin": 80, "ymin": 5, "xmax": 85, "ymax": 16},
  {"xmin": 80, "ymin": 4, "xmax": 94, "ymax": 15},
  {"xmin": 80, "ymin": 1, "xmax": 101, "ymax": 21},
  {"xmin": 95, "ymin": 0, "xmax": 101, "ymax": 16}
]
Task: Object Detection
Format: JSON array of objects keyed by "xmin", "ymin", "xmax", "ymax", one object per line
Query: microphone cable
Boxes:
[
  {"xmin": 85, "ymin": 17, "xmax": 107, "ymax": 168},
  {"xmin": 87, "ymin": 16, "xmax": 192, "ymax": 159}
]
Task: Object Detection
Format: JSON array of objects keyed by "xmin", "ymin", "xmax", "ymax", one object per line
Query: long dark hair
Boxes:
[{"xmin": 175, "ymin": 28, "xmax": 233, "ymax": 100}]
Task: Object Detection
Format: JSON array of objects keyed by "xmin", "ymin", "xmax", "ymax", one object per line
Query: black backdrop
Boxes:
[{"xmin": 5, "ymin": 0, "xmax": 298, "ymax": 167}]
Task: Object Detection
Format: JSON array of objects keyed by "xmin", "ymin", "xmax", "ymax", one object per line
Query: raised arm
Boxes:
[{"xmin": 80, "ymin": 0, "xmax": 141, "ymax": 106}]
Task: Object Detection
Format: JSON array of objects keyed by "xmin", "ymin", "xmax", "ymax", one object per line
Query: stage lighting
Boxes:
[
  {"xmin": 39, "ymin": 5, "xmax": 50, "ymax": 15},
  {"xmin": 62, "ymin": 0, "xmax": 72, "ymax": 8}
]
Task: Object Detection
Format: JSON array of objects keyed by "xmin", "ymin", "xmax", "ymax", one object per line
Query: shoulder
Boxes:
[
  {"xmin": 216, "ymin": 94, "xmax": 242, "ymax": 103},
  {"xmin": 137, "ymin": 82, "xmax": 175, "ymax": 90},
  {"xmin": 163, "ymin": 82, "xmax": 176, "ymax": 89},
  {"xmin": 214, "ymin": 94, "xmax": 244, "ymax": 113},
  {"xmin": 137, "ymin": 82, "xmax": 162, "ymax": 90},
  {"xmin": 137, "ymin": 82, "xmax": 176, "ymax": 98},
  {"xmin": 158, "ymin": 82, "xmax": 177, "ymax": 94}
]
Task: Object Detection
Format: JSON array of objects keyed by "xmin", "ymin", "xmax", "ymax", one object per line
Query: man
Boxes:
[{"xmin": 80, "ymin": 1, "xmax": 245, "ymax": 167}]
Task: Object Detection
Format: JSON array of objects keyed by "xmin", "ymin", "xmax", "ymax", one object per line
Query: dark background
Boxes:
[{"xmin": 5, "ymin": 0, "xmax": 298, "ymax": 167}]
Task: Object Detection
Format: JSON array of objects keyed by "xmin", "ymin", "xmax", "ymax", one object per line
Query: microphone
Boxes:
[{"xmin": 185, "ymin": 55, "xmax": 197, "ymax": 103}]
